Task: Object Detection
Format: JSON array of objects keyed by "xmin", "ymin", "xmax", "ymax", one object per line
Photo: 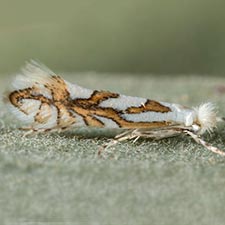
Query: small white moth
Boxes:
[{"xmin": 4, "ymin": 60, "xmax": 225, "ymax": 156}]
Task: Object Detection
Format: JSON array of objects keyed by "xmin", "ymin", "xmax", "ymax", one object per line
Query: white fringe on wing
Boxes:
[{"xmin": 12, "ymin": 60, "xmax": 56, "ymax": 90}]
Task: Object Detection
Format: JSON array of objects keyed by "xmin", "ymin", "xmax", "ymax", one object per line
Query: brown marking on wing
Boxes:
[
  {"xmin": 75, "ymin": 90, "xmax": 119, "ymax": 107},
  {"xmin": 8, "ymin": 78, "xmax": 170, "ymax": 130},
  {"xmin": 8, "ymin": 88, "xmax": 51, "ymax": 117},
  {"xmin": 123, "ymin": 121, "xmax": 170, "ymax": 129},
  {"xmin": 90, "ymin": 107, "xmax": 170, "ymax": 129},
  {"xmin": 69, "ymin": 91, "xmax": 171, "ymax": 129},
  {"xmin": 84, "ymin": 116, "xmax": 105, "ymax": 127},
  {"xmin": 9, "ymin": 88, "xmax": 51, "ymax": 107},
  {"xmin": 44, "ymin": 75, "xmax": 70, "ymax": 101},
  {"xmin": 54, "ymin": 102, "xmax": 76, "ymax": 127},
  {"xmin": 69, "ymin": 90, "xmax": 120, "ymax": 127},
  {"xmin": 9, "ymin": 89, "xmax": 32, "ymax": 110},
  {"xmin": 70, "ymin": 103, "xmax": 170, "ymax": 129},
  {"xmin": 69, "ymin": 105, "xmax": 104, "ymax": 127},
  {"xmin": 35, "ymin": 103, "xmax": 52, "ymax": 123},
  {"xmin": 126, "ymin": 100, "xmax": 171, "ymax": 114},
  {"xmin": 8, "ymin": 75, "xmax": 77, "ymax": 131}
]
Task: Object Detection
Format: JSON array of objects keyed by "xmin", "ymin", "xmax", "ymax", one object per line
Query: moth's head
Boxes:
[{"xmin": 194, "ymin": 103, "xmax": 217, "ymax": 134}]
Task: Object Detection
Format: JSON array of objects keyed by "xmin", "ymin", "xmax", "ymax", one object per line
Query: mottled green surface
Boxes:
[{"xmin": 1, "ymin": 74, "xmax": 225, "ymax": 225}]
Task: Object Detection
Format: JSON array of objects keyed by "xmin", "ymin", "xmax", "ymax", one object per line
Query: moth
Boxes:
[{"xmin": 4, "ymin": 60, "xmax": 225, "ymax": 155}]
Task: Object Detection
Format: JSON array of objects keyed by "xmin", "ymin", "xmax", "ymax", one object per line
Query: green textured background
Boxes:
[
  {"xmin": 1, "ymin": 74, "xmax": 225, "ymax": 225},
  {"xmin": 0, "ymin": 0, "xmax": 225, "ymax": 74}
]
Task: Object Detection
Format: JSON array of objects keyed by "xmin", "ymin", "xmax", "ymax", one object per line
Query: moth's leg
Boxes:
[
  {"xmin": 98, "ymin": 139, "xmax": 117, "ymax": 156},
  {"xmin": 131, "ymin": 128, "xmax": 183, "ymax": 140},
  {"xmin": 133, "ymin": 136, "xmax": 141, "ymax": 143},
  {"xmin": 99, "ymin": 127, "xmax": 180, "ymax": 155},
  {"xmin": 184, "ymin": 130, "xmax": 225, "ymax": 156},
  {"xmin": 115, "ymin": 129, "xmax": 138, "ymax": 142},
  {"xmin": 99, "ymin": 127, "xmax": 183, "ymax": 155},
  {"xmin": 113, "ymin": 128, "xmax": 178, "ymax": 142},
  {"xmin": 99, "ymin": 127, "xmax": 186, "ymax": 156},
  {"xmin": 98, "ymin": 129, "xmax": 137, "ymax": 155}
]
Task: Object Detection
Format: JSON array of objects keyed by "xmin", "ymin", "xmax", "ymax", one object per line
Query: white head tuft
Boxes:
[{"xmin": 194, "ymin": 102, "xmax": 217, "ymax": 134}]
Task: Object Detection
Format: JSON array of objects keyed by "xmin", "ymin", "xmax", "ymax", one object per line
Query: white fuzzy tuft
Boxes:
[{"xmin": 194, "ymin": 103, "xmax": 217, "ymax": 134}]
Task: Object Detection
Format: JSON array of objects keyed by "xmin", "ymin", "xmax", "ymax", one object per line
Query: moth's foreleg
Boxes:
[
  {"xmin": 184, "ymin": 130, "xmax": 225, "ymax": 156},
  {"xmin": 99, "ymin": 127, "xmax": 184, "ymax": 155},
  {"xmin": 114, "ymin": 129, "xmax": 139, "ymax": 142},
  {"xmin": 130, "ymin": 128, "xmax": 183, "ymax": 140},
  {"xmin": 98, "ymin": 129, "xmax": 138, "ymax": 156}
]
